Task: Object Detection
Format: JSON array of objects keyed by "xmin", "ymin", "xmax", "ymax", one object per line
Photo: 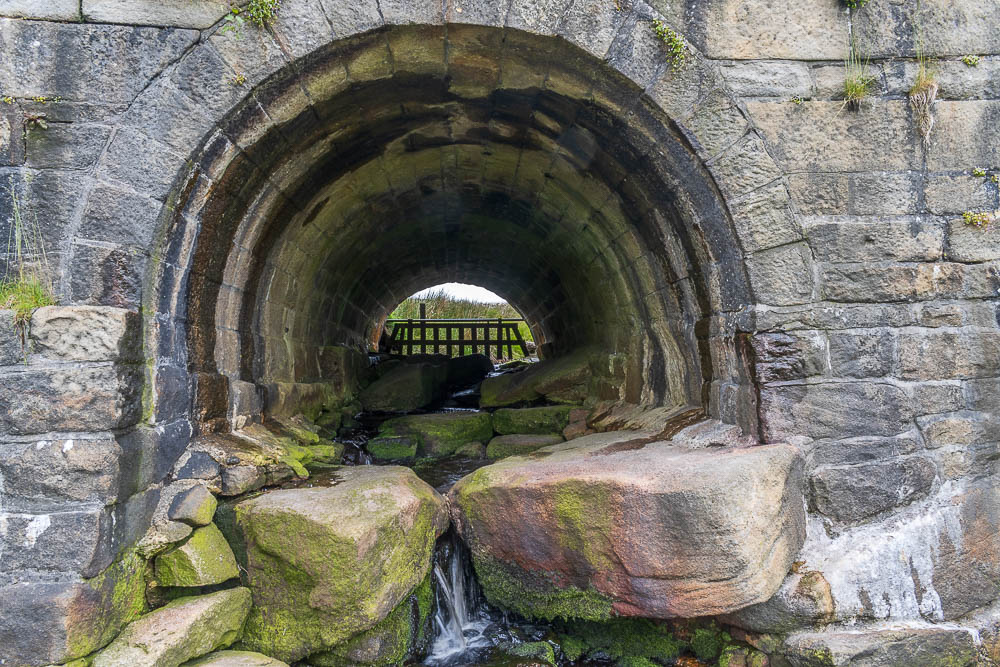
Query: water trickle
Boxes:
[{"xmin": 425, "ymin": 534, "xmax": 494, "ymax": 665}]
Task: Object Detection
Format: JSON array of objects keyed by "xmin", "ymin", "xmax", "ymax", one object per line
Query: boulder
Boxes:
[
  {"xmin": 234, "ymin": 466, "xmax": 449, "ymax": 662},
  {"xmin": 183, "ymin": 651, "xmax": 289, "ymax": 666},
  {"xmin": 377, "ymin": 412, "xmax": 494, "ymax": 458},
  {"xmin": 168, "ymin": 485, "xmax": 218, "ymax": 527},
  {"xmin": 487, "ymin": 433, "xmax": 565, "ymax": 459},
  {"xmin": 449, "ymin": 432, "xmax": 805, "ymax": 620},
  {"xmin": 360, "ymin": 363, "xmax": 445, "ymax": 412},
  {"xmin": 155, "ymin": 524, "xmax": 240, "ymax": 588},
  {"xmin": 480, "ymin": 349, "xmax": 599, "ymax": 407},
  {"xmin": 306, "ymin": 574, "xmax": 434, "ymax": 666},
  {"xmin": 367, "ymin": 436, "xmax": 418, "ymax": 461},
  {"xmin": 455, "ymin": 441, "xmax": 487, "ymax": 458},
  {"xmin": 446, "ymin": 353, "xmax": 494, "ymax": 387},
  {"xmin": 493, "ymin": 405, "xmax": 575, "ymax": 435},
  {"xmin": 92, "ymin": 588, "xmax": 251, "ymax": 667},
  {"xmin": 722, "ymin": 570, "xmax": 835, "ymax": 633},
  {"xmin": 781, "ymin": 627, "xmax": 977, "ymax": 666}
]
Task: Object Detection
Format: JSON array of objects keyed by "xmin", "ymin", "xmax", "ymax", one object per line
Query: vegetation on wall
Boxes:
[
  {"xmin": 245, "ymin": 0, "xmax": 281, "ymax": 28},
  {"xmin": 2, "ymin": 179, "xmax": 55, "ymax": 328},
  {"xmin": 962, "ymin": 210, "xmax": 996, "ymax": 230},
  {"xmin": 843, "ymin": 39, "xmax": 875, "ymax": 110},
  {"xmin": 908, "ymin": 3, "xmax": 937, "ymax": 146},
  {"xmin": 843, "ymin": 0, "xmax": 870, "ymax": 9},
  {"xmin": 961, "ymin": 54, "xmax": 981, "ymax": 67},
  {"xmin": 651, "ymin": 19, "xmax": 686, "ymax": 71}
]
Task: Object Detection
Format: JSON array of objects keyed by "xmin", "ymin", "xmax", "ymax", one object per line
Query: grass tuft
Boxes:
[{"xmin": 843, "ymin": 39, "xmax": 875, "ymax": 110}]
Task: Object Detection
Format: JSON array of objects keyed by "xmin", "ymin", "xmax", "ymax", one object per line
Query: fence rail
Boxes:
[{"xmin": 385, "ymin": 317, "xmax": 529, "ymax": 358}]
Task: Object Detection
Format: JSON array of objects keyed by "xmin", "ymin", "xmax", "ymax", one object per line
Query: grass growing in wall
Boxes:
[
  {"xmin": 2, "ymin": 179, "xmax": 55, "ymax": 327},
  {"xmin": 843, "ymin": 38, "xmax": 875, "ymax": 110},
  {"xmin": 908, "ymin": 1, "xmax": 938, "ymax": 146}
]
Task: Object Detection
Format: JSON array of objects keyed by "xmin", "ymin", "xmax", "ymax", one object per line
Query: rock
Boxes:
[
  {"xmin": 493, "ymin": 405, "xmax": 575, "ymax": 435},
  {"xmin": 781, "ymin": 627, "xmax": 977, "ymax": 666},
  {"xmin": 446, "ymin": 353, "xmax": 494, "ymax": 387},
  {"xmin": 455, "ymin": 441, "xmax": 487, "ymax": 458},
  {"xmin": 377, "ymin": 412, "xmax": 494, "ymax": 458},
  {"xmin": 480, "ymin": 350, "xmax": 597, "ymax": 407},
  {"xmin": 175, "ymin": 451, "xmax": 222, "ymax": 481},
  {"xmin": 155, "ymin": 523, "xmax": 239, "ymax": 587},
  {"xmin": 306, "ymin": 574, "xmax": 434, "ymax": 666},
  {"xmin": 183, "ymin": 651, "xmax": 288, "ymax": 666},
  {"xmin": 137, "ymin": 519, "xmax": 193, "ymax": 559},
  {"xmin": 487, "ymin": 433, "xmax": 565, "ymax": 459},
  {"xmin": 28, "ymin": 306, "xmax": 139, "ymax": 362},
  {"xmin": 449, "ymin": 432, "xmax": 805, "ymax": 620},
  {"xmin": 563, "ymin": 421, "xmax": 594, "ymax": 440},
  {"xmin": 234, "ymin": 466, "xmax": 449, "ymax": 662},
  {"xmin": 168, "ymin": 484, "xmax": 217, "ymax": 527},
  {"xmin": 722, "ymin": 570, "xmax": 835, "ymax": 633},
  {"xmin": 808, "ymin": 457, "xmax": 937, "ymax": 523},
  {"xmin": 368, "ymin": 436, "xmax": 418, "ymax": 461},
  {"xmin": 92, "ymin": 588, "xmax": 252, "ymax": 667},
  {"xmin": 498, "ymin": 641, "xmax": 557, "ymax": 665},
  {"xmin": 360, "ymin": 362, "xmax": 445, "ymax": 412}
]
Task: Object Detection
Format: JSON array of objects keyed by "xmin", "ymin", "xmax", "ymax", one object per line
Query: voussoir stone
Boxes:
[
  {"xmin": 449, "ymin": 431, "xmax": 805, "ymax": 620},
  {"xmin": 92, "ymin": 588, "xmax": 251, "ymax": 667},
  {"xmin": 234, "ymin": 466, "xmax": 449, "ymax": 662}
]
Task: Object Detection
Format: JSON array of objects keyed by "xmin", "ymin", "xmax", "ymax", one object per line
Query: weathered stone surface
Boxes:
[
  {"xmin": 493, "ymin": 405, "xmax": 575, "ymax": 435},
  {"xmin": 82, "ymin": 0, "xmax": 230, "ymax": 29},
  {"xmin": 804, "ymin": 217, "xmax": 944, "ymax": 263},
  {"xmin": 92, "ymin": 588, "xmax": 251, "ymax": 667},
  {"xmin": 0, "ymin": 0, "xmax": 79, "ymax": 20},
  {"xmin": 155, "ymin": 523, "xmax": 239, "ymax": 588},
  {"xmin": 697, "ymin": 0, "xmax": 846, "ymax": 60},
  {"xmin": 450, "ymin": 432, "xmax": 805, "ymax": 619},
  {"xmin": 746, "ymin": 242, "xmax": 814, "ymax": 306},
  {"xmin": 810, "ymin": 458, "xmax": 937, "ymax": 524},
  {"xmin": 446, "ymin": 352, "xmax": 494, "ymax": 387},
  {"xmin": 480, "ymin": 350, "xmax": 596, "ymax": 407},
  {"xmin": 184, "ymin": 651, "xmax": 289, "ymax": 667},
  {"xmin": 897, "ymin": 330, "xmax": 1000, "ymax": 380},
  {"xmin": 0, "ymin": 436, "xmax": 121, "ymax": 511},
  {"xmin": 234, "ymin": 466, "xmax": 448, "ymax": 662},
  {"xmin": 360, "ymin": 362, "xmax": 444, "ymax": 412},
  {"xmin": 723, "ymin": 570, "xmax": 834, "ymax": 634},
  {"xmin": 377, "ymin": 411, "xmax": 494, "ymax": 458},
  {"xmin": 487, "ymin": 433, "xmax": 565, "ymax": 459},
  {"xmin": 168, "ymin": 484, "xmax": 217, "ymax": 527},
  {"xmin": 0, "ymin": 553, "xmax": 145, "ymax": 666},
  {"xmin": 0, "ymin": 506, "xmax": 117, "ymax": 577},
  {"xmin": 781, "ymin": 627, "xmax": 977, "ymax": 666},
  {"xmin": 28, "ymin": 306, "xmax": 140, "ymax": 362}
]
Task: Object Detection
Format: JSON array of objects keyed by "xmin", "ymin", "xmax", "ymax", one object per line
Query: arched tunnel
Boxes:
[{"xmin": 158, "ymin": 25, "xmax": 757, "ymax": 433}]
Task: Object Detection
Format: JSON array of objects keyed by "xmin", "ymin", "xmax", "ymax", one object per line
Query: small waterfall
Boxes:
[{"xmin": 425, "ymin": 533, "xmax": 491, "ymax": 665}]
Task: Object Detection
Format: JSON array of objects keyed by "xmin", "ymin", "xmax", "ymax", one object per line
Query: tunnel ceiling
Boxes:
[{"xmin": 177, "ymin": 25, "xmax": 753, "ymax": 411}]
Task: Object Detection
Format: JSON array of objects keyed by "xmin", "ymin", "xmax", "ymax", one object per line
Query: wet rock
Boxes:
[
  {"xmin": 493, "ymin": 405, "xmax": 575, "ymax": 435},
  {"xmin": 368, "ymin": 435, "xmax": 418, "ymax": 461},
  {"xmin": 360, "ymin": 362, "xmax": 446, "ymax": 412},
  {"xmin": 455, "ymin": 441, "xmax": 487, "ymax": 457},
  {"xmin": 234, "ymin": 466, "xmax": 449, "ymax": 662},
  {"xmin": 498, "ymin": 640, "xmax": 557, "ymax": 665},
  {"xmin": 168, "ymin": 484, "xmax": 217, "ymax": 527},
  {"xmin": 447, "ymin": 353, "xmax": 494, "ymax": 387},
  {"xmin": 722, "ymin": 570, "xmax": 835, "ymax": 633},
  {"xmin": 781, "ymin": 626, "xmax": 977, "ymax": 666},
  {"xmin": 480, "ymin": 350, "xmax": 598, "ymax": 407},
  {"xmin": 183, "ymin": 651, "xmax": 289, "ymax": 666},
  {"xmin": 155, "ymin": 524, "xmax": 239, "ymax": 588},
  {"xmin": 450, "ymin": 432, "xmax": 805, "ymax": 620},
  {"xmin": 378, "ymin": 412, "xmax": 494, "ymax": 458},
  {"xmin": 808, "ymin": 457, "xmax": 937, "ymax": 523},
  {"xmin": 487, "ymin": 433, "xmax": 565, "ymax": 459},
  {"xmin": 92, "ymin": 588, "xmax": 251, "ymax": 667}
]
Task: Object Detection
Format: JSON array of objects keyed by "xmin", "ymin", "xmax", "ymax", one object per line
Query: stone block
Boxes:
[
  {"xmin": 506, "ymin": 0, "xmax": 573, "ymax": 35},
  {"xmin": 719, "ymin": 60, "xmax": 813, "ymax": 98},
  {"xmin": 788, "ymin": 173, "xmax": 849, "ymax": 215},
  {"xmin": 168, "ymin": 484, "xmax": 217, "ymax": 527},
  {"xmin": 927, "ymin": 101, "xmax": 1000, "ymax": 171},
  {"xmin": 0, "ymin": 0, "xmax": 79, "ymax": 20},
  {"xmin": 24, "ymin": 122, "xmax": 110, "ymax": 169},
  {"xmin": 697, "ymin": 0, "xmax": 846, "ymax": 60},
  {"xmin": 948, "ymin": 218, "xmax": 1000, "ymax": 262},
  {"xmin": 760, "ymin": 381, "xmax": 915, "ymax": 441},
  {"xmin": 0, "ymin": 507, "xmax": 115, "ymax": 578},
  {"xmin": 0, "ymin": 19, "xmax": 197, "ymax": 104},
  {"xmin": 450, "ymin": 434, "xmax": 805, "ymax": 619},
  {"xmin": 0, "ymin": 364, "xmax": 142, "ymax": 435},
  {"xmin": 92, "ymin": 588, "xmax": 252, "ymax": 667},
  {"xmin": 677, "ymin": 88, "xmax": 749, "ymax": 160},
  {"xmin": 924, "ymin": 171, "xmax": 995, "ymax": 216},
  {"xmin": 827, "ymin": 330, "xmax": 894, "ymax": 378},
  {"xmin": 746, "ymin": 242, "xmax": 814, "ymax": 306},
  {"xmin": 849, "ymin": 172, "xmax": 922, "ymax": 216},
  {"xmin": 0, "ymin": 436, "xmax": 121, "ymax": 512},
  {"xmin": 186, "ymin": 651, "xmax": 289, "ymax": 667},
  {"xmin": 809, "ymin": 457, "xmax": 937, "ymax": 523},
  {"xmin": 377, "ymin": 411, "xmax": 494, "ymax": 458},
  {"xmin": 804, "ymin": 215, "xmax": 945, "ymax": 263},
  {"xmin": 808, "ymin": 432, "xmax": 922, "ymax": 467},
  {"xmin": 96, "ymin": 128, "xmax": 187, "ymax": 201},
  {"xmin": 155, "ymin": 523, "xmax": 239, "ymax": 588},
  {"xmin": 0, "ymin": 555, "xmax": 145, "ymax": 666},
  {"xmin": 897, "ymin": 330, "xmax": 1000, "ymax": 380},
  {"xmin": 0, "ymin": 311, "xmax": 22, "ymax": 364},
  {"xmin": 723, "ymin": 570, "xmax": 834, "ymax": 634},
  {"xmin": 747, "ymin": 101, "xmax": 918, "ymax": 172},
  {"xmin": 77, "ymin": 184, "xmax": 161, "ymax": 248},
  {"xmin": 68, "ymin": 243, "xmax": 145, "ymax": 309},
  {"xmin": 29, "ymin": 306, "xmax": 140, "ymax": 362},
  {"xmin": 782, "ymin": 627, "xmax": 977, "ymax": 667},
  {"xmin": 729, "ymin": 181, "xmax": 803, "ymax": 253},
  {"xmin": 819, "ymin": 261, "xmax": 972, "ymax": 303},
  {"xmin": 706, "ymin": 132, "xmax": 783, "ymax": 201},
  {"xmin": 83, "ymin": 0, "xmax": 231, "ymax": 28},
  {"xmin": 854, "ymin": 0, "xmax": 1000, "ymax": 58},
  {"xmin": 752, "ymin": 331, "xmax": 826, "ymax": 383}
]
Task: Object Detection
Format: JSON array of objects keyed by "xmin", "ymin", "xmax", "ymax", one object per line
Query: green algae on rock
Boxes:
[
  {"xmin": 234, "ymin": 466, "xmax": 448, "ymax": 662},
  {"xmin": 378, "ymin": 412, "xmax": 494, "ymax": 458},
  {"xmin": 155, "ymin": 523, "xmax": 240, "ymax": 588},
  {"xmin": 492, "ymin": 405, "xmax": 576, "ymax": 435}
]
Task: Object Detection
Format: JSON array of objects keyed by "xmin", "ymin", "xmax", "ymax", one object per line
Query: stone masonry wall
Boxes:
[{"xmin": 0, "ymin": 0, "xmax": 998, "ymax": 664}]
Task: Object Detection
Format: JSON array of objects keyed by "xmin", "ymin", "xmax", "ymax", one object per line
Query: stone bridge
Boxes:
[{"xmin": 0, "ymin": 0, "xmax": 998, "ymax": 664}]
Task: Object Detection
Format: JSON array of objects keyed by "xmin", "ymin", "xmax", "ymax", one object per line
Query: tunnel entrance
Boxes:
[{"xmin": 150, "ymin": 24, "xmax": 760, "ymax": 438}]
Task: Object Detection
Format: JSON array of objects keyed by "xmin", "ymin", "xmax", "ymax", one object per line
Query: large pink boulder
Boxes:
[{"xmin": 449, "ymin": 428, "xmax": 805, "ymax": 620}]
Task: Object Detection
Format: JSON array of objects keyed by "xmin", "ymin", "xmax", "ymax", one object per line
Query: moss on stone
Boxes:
[
  {"xmin": 492, "ymin": 405, "xmax": 575, "ymax": 435},
  {"xmin": 66, "ymin": 550, "xmax": 148, "ymax": 659},
  {"xmin": 155, "ymin": 523, "xmax": 240, "ymax": 588},
  {"xmin": 471, "ymin": 551, "xmax": 614, "ymax": 622},
  {"xmin": 486, "ymin": 433, "xmax": 563, "ymax": 460},
  {"xmin": 499, "ymin": 641, "xmax": 557, "ymax": 665},
  {"xmin": 368, "ymin": 436, "xmax": 418, "ymax": 461},
  {"xmin": 378, "ymin": 412, "xmax": 493, "ymax": 458},
  {"xmin": 690, "ymin": 624, "xmax": 731, "ymax": 662},
  {"xmin": 553, "ymin": 617, "xmax": 684, "ymax": 665}
]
